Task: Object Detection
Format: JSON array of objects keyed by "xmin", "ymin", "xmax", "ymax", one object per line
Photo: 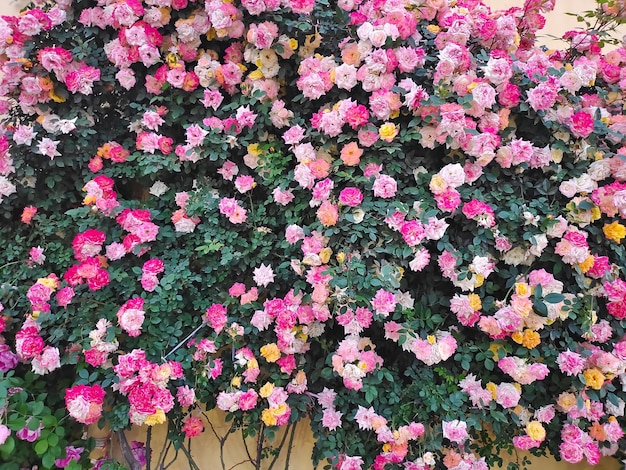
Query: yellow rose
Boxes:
[
  {"xmin": 583, "ymin": 368, "xmax": 605, "ymax": 390},
  {"xmin": 38, "ymin": 277, "xmax": 59, "ymax": 290},
  {"xmin": 468, "ymin": 294, "xmax": 482, "ymax": 311},
  {"xmin": 590, "ymin": 206, "xmax": 601, "ymax": 221},
  {"xmin": 603, "ymin": 221, "xmax": 626, "ymax": 243},
  {"xmin": 515, "ymin": 282, "xmax": 531, "ymax": 298},
  {"xmin": 511, "ymin": 331, "xmax": 523, "ymax": 344},
  {"xmin": 260, "ymin": 343, "xmax": 281, "ymax": 363},
  {"xmin": 486, "ymin": 382, "xmax": 497, "ymax": 399},
  {"xmin": 526, "ymin": 421, "xmax": 546, "ymax": 441},
  {"xmin": 521, "ymin": 329, "xmax": 540, "ymax": 349},
  {"xmin": 261, "ymin": 408, "xmax": 277, "ymax": 426},
  {"xmin": 248, "ymin": 69, "xmax": 264, "ymax": 80},
  {"xmin": 378, "ymin": 122, "xmax": 398, "ymax": 143},
  {"xmin": 259, "ymin": 382, "xmax": 274, "ymax": 398},
  {"xmin": 247, "ymin": 144, "xmax": 262, "ymax": 159},
  {"xmin": 49, "ymin": 88, "xmax": 66, "ymax": 103},
  {"xmin": 577, "ymin": 254, "xmax": 595, "ymax": 274},
  {"xmin": 145, "ymin": 409, "xmax": 166, "ymax": 426},
  {"xmin": 557, "ymin": 392, "xmax": 576, "ymax": 411},
  {"xmin": 320, "ymin": 247, "xmax": 332, "ymax": 264},
  {"xmin": 429, "ymin": 174, "xmax": 447, "ymax": 194},
  {"xmin": 489, "ymin": 343, "xmax": 503, "ymax": 359}
]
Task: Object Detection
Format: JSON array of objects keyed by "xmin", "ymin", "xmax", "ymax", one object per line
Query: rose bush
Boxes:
[{"xmin": 0, "ymin": 0, "xmax": 626, "ymax": 468}]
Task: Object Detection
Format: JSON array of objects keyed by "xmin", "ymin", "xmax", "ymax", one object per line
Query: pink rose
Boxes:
[
  {"xmin": 117, "ymin": 298, "xmax": 145, "ymax": 337},
  {"xmin": 372, "ymin": 175, "xmax": 397, "ymax": 198},
  {"xmin": 0, "ymin": 424, "xmax": 10, "ymax": 445},
  {"xmin": 442, "ymin": 419, "xmax": 469, "ymax": 444},
  {"xmin": 338, "ymin": 187, "xmax": 363, "ymax": 207}
]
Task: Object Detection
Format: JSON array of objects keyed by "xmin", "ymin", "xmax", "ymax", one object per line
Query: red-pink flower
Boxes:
[
  {"xmin": 181, "ymin": 416, "xmax": 204, "ymax": 438},
  {"xmin": 338, "ymin": 187, "xmax": 363, "ymax": 207},
  {"xmin": 371, "ymin": 289, "xmax": 397, "ymax": 317},
  {"xmin": 204, "ymin": 303, "xmax": 228, "ymax": 333},
  {"xmin": 65, "ymin": 384, "xmax": 105, "ymax": 425},
  {"xmin": 21, "ymin": 205, "xmax": 37, "ymax": 224},
  {"xmin": 569, "ymin": 110, "xmax": 595, "ymax": 138},
  {"xmin": 117, "ymin": 297, "xmax": 145, "ymax": 337}
]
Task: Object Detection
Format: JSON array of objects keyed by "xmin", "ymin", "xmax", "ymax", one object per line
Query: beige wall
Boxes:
[
  {"xmin": 0, "ymin": 1, "xmax": 27, "ymax": 16},
  {"xmin": 107, "ymin": 416, "xmax": 621, "ymax": 470},
  {"xmin": 490, "ymin": 0, "xmax": 626, "ymax": 49}
]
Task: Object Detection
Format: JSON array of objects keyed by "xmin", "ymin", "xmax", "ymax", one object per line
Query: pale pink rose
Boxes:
[
  {"xmin": 334, "ymin": 64, "xmax": 357, "ymax": 90},
  {"xmin": 253, "ymin": 263, "xmax": 275, "ymax": 287},
  {"xmin": 117, "ymin": 298, "xmax": 145, "ymax": 337},
  {"xmin": 409, "ymin": 249, "xmax": 431, "ymax": 272},
  {"xmin": 442, "ymin": 419, "xmax": 469, "ymax": 444},
  {"xmin": 113, "ymin": 67, "xmax": 135, "ymax": 90},
  {"xmin": 240, "ymin": 287, "xmax": 258, "ymax": 305},
  {"xmin": 234, "ymin": 175, "xmax": 255, "ymax": 193},
  {"xmin": 282, "ymin": 125, "xmax": 305, "ymax": 145},
  {"xmin": 372, "ymin": 175, "xmax": 397, "ymax": 198},
  {"xmin": 560, "ymin": 442, "xmax": 584, "ymax": 464},
  {"xmin": 371, "ymin": 289, "xmax": 396, "ymax": 317},
  {"xmin": 495, "ymin": 382, "xmax": 521, "ymax": 408},
  {"xmin": 31, "ymin": 346, "xmax": 61, "ymax": 375},
  {"xmin": 285, "ymin": 224, "xmax": 305, "ymax": 244},
  {"xmin": 0, "ymin": 425, "xmax": 10, "ymax": 445},
  {"xmin": 556, "ymin": 350, "xmax": 585, "ymax": 376},
  {"xmin": 322, "ymin": 408, "xmax": 343, "ymax": 430},
  {"xmin": 272, "ymin": 187, "xmax": 294, "ymax": 205},
  {"xmin": 439, "ymin": 163, "xmax": 465, "ymax": 188},
  {"xmin": 317, "ymin": 201, "xmax": 339, "ymax": 226}
]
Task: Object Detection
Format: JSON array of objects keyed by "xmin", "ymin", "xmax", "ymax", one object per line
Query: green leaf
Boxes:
[
  {"xmin": 42, "ymin": 452, "xmax": 56, "ymax": 469},
  {"xmin": 544, "ymin": 293, "xmax": 565, "ymax": 304},
  {"xmin": 34, "ymin": 439, "xmax": 49, "ymax": 455},
  {"xmin": 0, "ymin": 436, "xmax": 15, "ymax": 455},
  {"xmin": 532, "ymin": 300, "xmax": 548, "ymax": 317}
]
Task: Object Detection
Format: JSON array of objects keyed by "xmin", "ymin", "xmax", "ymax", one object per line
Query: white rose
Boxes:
[
  {"xmin": 559, "ymin": 179, "xmax": 578, "ymax": 198},
  {"xmin": 588, "ymin": 160, "xmax": 611, "ymax": 181}
]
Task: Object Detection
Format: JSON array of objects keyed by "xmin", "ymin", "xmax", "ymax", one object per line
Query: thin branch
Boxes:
[
  {"xmin": 146, "ymin": 426, "xmax": 152, "ymax": 470},
  {"xmin": 178, "ymin": 443, "xmax": 202, "ymax": 470},
  {"xmin": 255, "ymin": 423, "xmax": 265, "ymax": 470},
  {"xmin": 157, "ymin": 441, "xmax": 173, "ymax": 470},
  {"xmin": 155, "ymin": 420, "xmax": 171, "ymax": 469},
  {"xmin": 204, "ymin": 412, "xmax": 235, "ymax": 470},
  {"xmin": 162, "ymin": 447, "xmax": 180, "ymax": 470},
  {"xmin": 266, "ymin": 423, "xmax": 292, "ymax": 470},
  {"xmin": 227, "ymin": 460, "xmax": 254, "ymax": 470},
  {"xmin": 114, "ymin": 430, "xmax": 143, "ymax": 470},
  {"xmin": 283, "ymin": 421, "xmax": 298, "ymax": 470},
  {"xmin": 241, "ymin": 426, "xmax": 255, "ymax": 464}
]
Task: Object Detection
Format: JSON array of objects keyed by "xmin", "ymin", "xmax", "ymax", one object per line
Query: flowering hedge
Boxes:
[{"xmin": 1, "ymin": 0, "xmax": 626, "ymax": 468}]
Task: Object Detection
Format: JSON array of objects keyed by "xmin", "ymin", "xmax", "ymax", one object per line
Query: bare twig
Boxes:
[
  {"xmin": 267, "ymin": 423, "xmax": 292, "ymax": 470},
  {"xmin": 283, "ymin": 421, "xmax": 298, "ymax": 470},
  {"xmin": 114, "ymin": 430, "xmax": 143, "ymax": 470}
]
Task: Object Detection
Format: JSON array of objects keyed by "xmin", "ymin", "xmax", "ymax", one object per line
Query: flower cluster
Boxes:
[{"xmin": 1, "ymin": 0, "xmax": 626, "ymax": 468}]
